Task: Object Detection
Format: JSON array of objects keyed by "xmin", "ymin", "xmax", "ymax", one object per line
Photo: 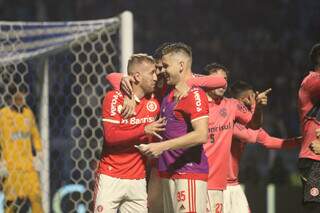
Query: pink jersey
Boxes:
[
  {"xmin": 298, "ymin": 71, "xmax": 320, "ymax": 160},
  {"xmin": 227, "ymin": 123, "xmax": 301, "ymax": 185},
  {"xmin": 204, "ymin": 98, "xmax": 252, "ymax": 190}
]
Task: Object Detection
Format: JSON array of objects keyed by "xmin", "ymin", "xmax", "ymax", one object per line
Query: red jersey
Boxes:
[
  {"xmin": 298, "ymin": 71, "xmax": 320, "ymax": 160},
  {"xmin": 98, "ymin": 90, "xmax": 160, "ymax": 179},
  {"xmin": 158, "ymin": 87, "xmax": 210, "ymax": 180},
  {"xmin": 228, "ymin": 123, "xmax": 301, "ymax": 185},
  {"xmin": 204, "ymin": 98, "xmax": 252, "ymax": 190}
]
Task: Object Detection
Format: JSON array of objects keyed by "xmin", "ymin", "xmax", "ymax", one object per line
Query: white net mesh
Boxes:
[{"xmin": 0, "ymin": 17, "xmax": 123, "ymax": 212}]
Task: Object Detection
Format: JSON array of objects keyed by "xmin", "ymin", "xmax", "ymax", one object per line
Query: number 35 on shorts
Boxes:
[{"xmin": 177, "ymin": 190, "xmax": 186, "ymax": 202}]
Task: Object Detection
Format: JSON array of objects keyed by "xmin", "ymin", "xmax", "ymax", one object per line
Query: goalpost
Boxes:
[{"xmin": 0, "ymin": 11, "xmax": 133, "ymax": 212}]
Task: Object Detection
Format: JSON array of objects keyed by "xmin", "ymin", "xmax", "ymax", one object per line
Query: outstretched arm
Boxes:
[
  {"xmin": 233, "ymin": 123, "xmax": 300, "ymax": 149},
  {"xmin": 256, "ymin": 129, "xmax": 300, "ymax": 149},
  {"xmin": 187, "ymin": 75, "xmax": 227, "ymax": 90}
]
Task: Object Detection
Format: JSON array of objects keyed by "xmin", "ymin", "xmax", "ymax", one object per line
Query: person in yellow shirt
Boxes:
[{"xmin": 0, "ymin": 84, "xmax": 43, "ymax": 213}]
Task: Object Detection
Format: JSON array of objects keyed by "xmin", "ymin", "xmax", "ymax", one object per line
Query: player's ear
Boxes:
[
  {"xmin": 179, "ymin": 61, "xmax": 184, "ymax": 73},
  {"xmin": 133, "ymin": 71, "xmax": 142, "ymax": 83}
]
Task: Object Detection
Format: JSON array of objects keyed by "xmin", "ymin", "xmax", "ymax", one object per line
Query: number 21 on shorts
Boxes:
[{"xmin": 215, "ymin": 203, "xmax": 223, "ymax": 213}]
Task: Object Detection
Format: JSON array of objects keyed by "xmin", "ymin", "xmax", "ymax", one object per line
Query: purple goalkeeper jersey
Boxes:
[{"xmin": 157, "ymin": 88, "xmax": 209, "ymax": 180}]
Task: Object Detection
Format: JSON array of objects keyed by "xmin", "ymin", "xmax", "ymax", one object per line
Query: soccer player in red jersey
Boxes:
[
  {"xmin": 298, "ymin": 43, "xmax": 320, "ymax": 213},
  {"xmin": 93, "ymin": 54, "xmax": 165, "ymax": 213},
  {"xmin": 137, "ymin": 43, "xmax": 212, "ymax": 213},
  {"xmin": 105, "ymin": 43, "xmax": 227, "ymax": 213}
]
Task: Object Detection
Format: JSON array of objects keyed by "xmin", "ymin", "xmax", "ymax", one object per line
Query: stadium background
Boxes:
[{"xmin": 1, "ymin": 0, "xmax": 320, "ymax": 212}]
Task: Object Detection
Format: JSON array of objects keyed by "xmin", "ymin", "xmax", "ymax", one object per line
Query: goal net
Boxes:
[{"xmin": 0, "ymin": 11, "xmax": 133, "ymax": 212}]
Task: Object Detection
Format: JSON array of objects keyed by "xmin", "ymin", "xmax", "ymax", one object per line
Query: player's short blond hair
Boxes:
[{"xmin": 127, "ymin": 53, "xmax": 155, "ymax": 75}]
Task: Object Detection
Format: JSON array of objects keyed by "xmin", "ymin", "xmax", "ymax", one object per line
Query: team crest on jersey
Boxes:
[
  {"xmin": 310, "ymin": 187, "xmax": 319, "ymax": 197},
  {"xmin": 147, "ymin": 101, "xmax": 157, "ymax": 112},
  {"xmin": 219, "ymin": 108, "xmax": 227, "ymax": 118}
]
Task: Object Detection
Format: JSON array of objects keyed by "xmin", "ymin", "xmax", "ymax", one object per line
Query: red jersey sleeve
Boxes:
[
  {"xmin": 234, "ymin": 99, "xmax": 252, "ymax": 125},
  {"xmin": 180, "ymin": 88, "xmax": 209, "ymax": 121},
  {"xmin": 256, "ymin": 129, "xmax": 300, "ymax": 149},
  {"xmin": 187, "ymin": 75, "xmax": 227, "ymax": 90},
  {"xmin": 102, "ymin": 90, "xmax": 123, "ymax": 123},
  {"xmin": 105, "ymin": 73, "xmax": 123, "ymax": 90},
  {"xmin": 303, "ymin": 72, "xmax": 320, "ymax": 101},
  {"xmin": 233, "ymin": 123, "xmax": 259, "ymax": 144},
  {"xmin": 102, "ymin": 90, "xmax": 145, "ymax": 146}
]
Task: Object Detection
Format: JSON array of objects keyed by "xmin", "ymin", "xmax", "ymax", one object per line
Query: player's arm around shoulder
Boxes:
[{"xmin": 187, "ymin": 75, "xmax": 227, "ymax": 90}]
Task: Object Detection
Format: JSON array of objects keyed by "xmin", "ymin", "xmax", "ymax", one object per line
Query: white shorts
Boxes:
[
  {"xmin": 93, "ymin": 173, "xmax": 147, "ymax": 213},
  {"xmin": 162, "ymin": 178, "xmax": 207, "ymax": 213},
  {"xmin": 223, "ymin": 184, "xmax": 250, "ymax": 213},
  {"xmin": 207, "ymin": 189, "xmax": 224, "ymax": 213}
]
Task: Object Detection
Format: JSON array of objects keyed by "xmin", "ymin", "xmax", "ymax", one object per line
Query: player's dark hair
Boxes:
[
  {"xmin": 229, "ymin": 81, "xmax": 253, "ymax": 98},
  {"xmin": 153, "ymin": 42, "xmax": 173, "ymax": 60},
  {"xmin": 309, "ymin": 43, "xmax": 320, "ymax": 69},
  {"xmin": 161, "ymin": 42, "xmax": 192, "ymax": 59},
  {"xmin": 203, "ymin": 62, "xmax": 229, "ymax": 77}
]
